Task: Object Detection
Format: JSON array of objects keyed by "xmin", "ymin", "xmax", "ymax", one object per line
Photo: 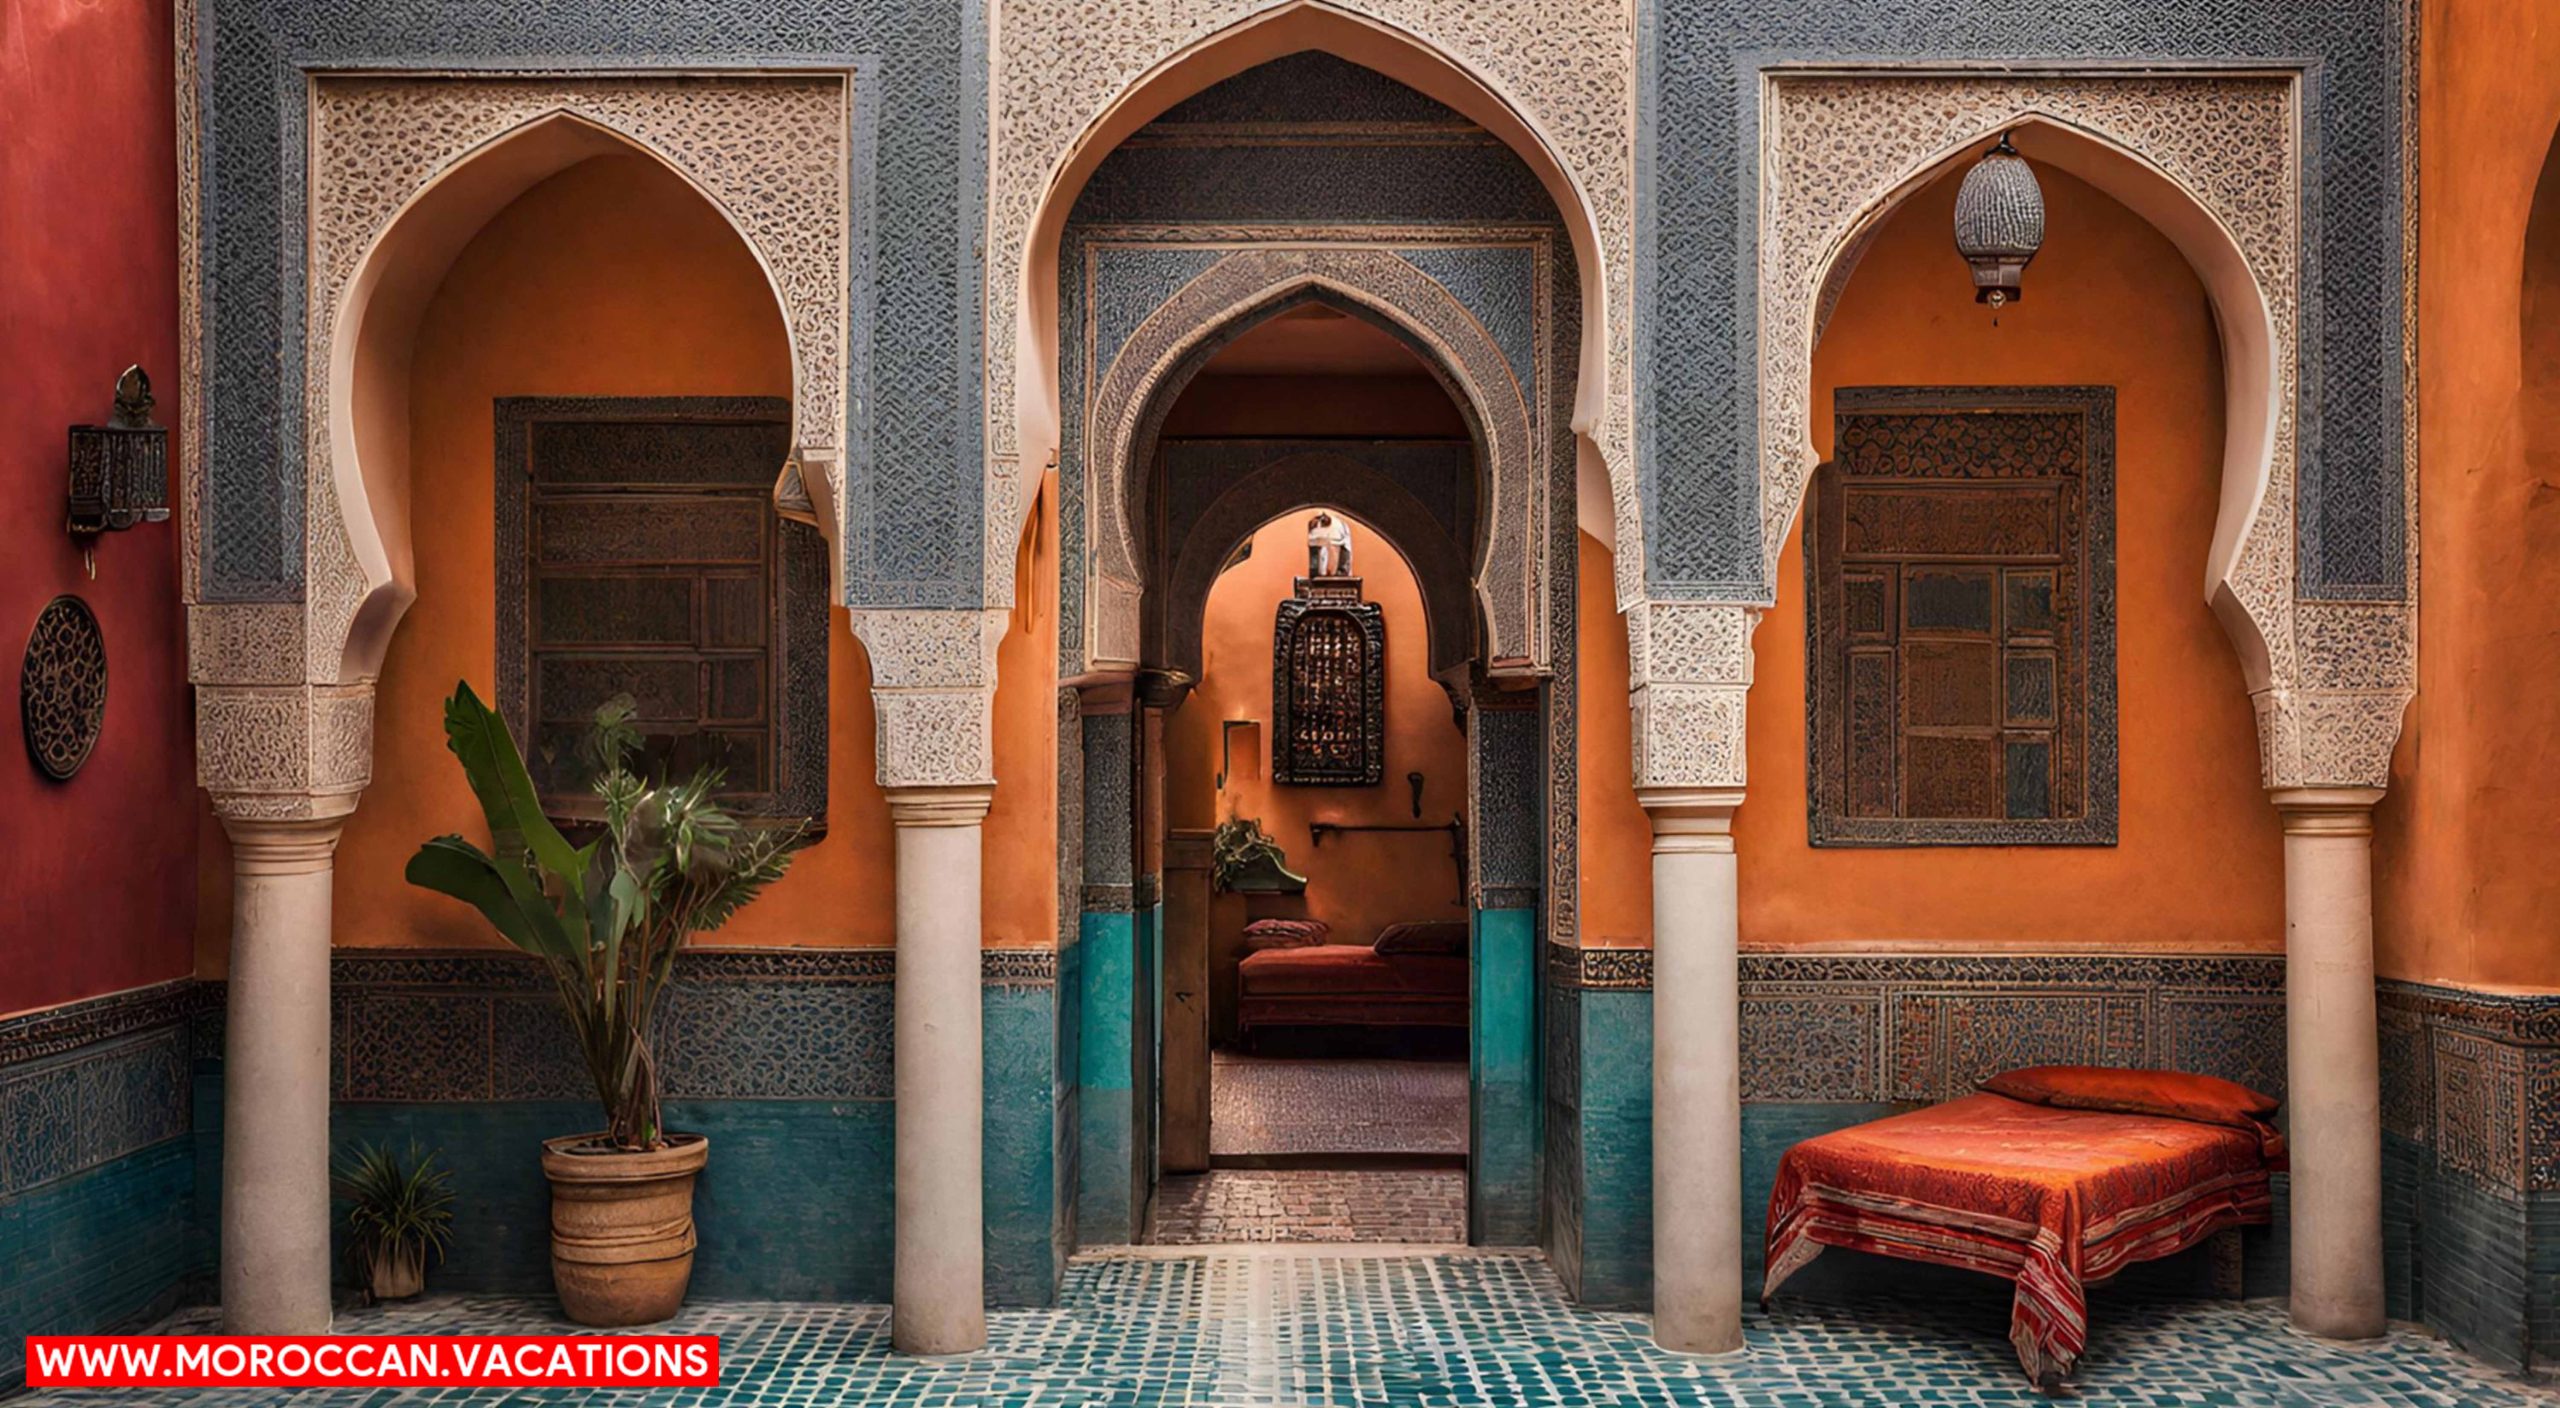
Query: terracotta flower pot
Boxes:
[
  {"xmin": 540, "ymin": 1133, "xmax": 708, "ymax": 1327},
  {"xmin": 366, "ymin": 1242, "xmax": 426, "ymax": 1301}
]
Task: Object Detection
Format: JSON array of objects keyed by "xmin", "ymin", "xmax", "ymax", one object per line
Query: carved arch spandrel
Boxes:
[
  {"xmin": 993, "ymin": 0, "xmax": 1635, "ymax": 611},
  {"xmin": 1737, "ymin": 69, "xmax": 2414, "ymax": 792},
  {"xmin": 1081, "ymin": 246, "xmax": 1544, "ymax": 679},
  {"xmin": 303, "ymin": 74, "xmax": 851, "ymax": 688}
]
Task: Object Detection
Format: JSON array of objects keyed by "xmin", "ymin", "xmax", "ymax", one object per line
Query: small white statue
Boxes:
[{"xmin": 1307, "ymin": 512, "xmax": 1353, "ymax": 577}]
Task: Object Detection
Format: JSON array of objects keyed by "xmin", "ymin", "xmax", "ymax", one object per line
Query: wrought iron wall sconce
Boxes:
[{"xmin": 66, "ymin": 366, "xmax": 170, "ymax": 576}]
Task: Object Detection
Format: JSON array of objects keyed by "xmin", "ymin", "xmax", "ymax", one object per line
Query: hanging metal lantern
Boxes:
[{"xmin": 1952, "ymin": 133, "xmax": 2045, "ymax": 312}]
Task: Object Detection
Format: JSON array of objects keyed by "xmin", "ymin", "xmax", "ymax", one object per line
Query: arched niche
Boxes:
[
  {"xmin": 1767, "ymin": 75, "xmax": 2299, "ymax": 702},
  {"xmin": 1085, "ymin": 253, "xmax": 1540, "ymax": 679},
  {"xmin": 997, "ymin": 0, "xmax": 1635, "ymax": 608},
  {"xmin": 1157, "ymin": 450, "xmax": 1477, "ymax": 687},
  {"xmin": 307, "ymin": 76, "xmax": 849, "ymax": 686}
]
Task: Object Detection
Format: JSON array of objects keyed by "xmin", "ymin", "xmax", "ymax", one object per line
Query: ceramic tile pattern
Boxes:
[
  {"xmin": 1209, "ymin": 1055, "xmax": 1467, "ymax": 1158},
  {"xmin": 22, "ymin": 1249, "xmax": 2560, "ymax": 1408},
  {"xmin": 1147, "ymin": 1172, "xmax": 1468, "ymax": 1245}
]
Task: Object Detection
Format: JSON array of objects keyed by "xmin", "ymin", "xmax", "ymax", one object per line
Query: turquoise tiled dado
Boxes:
[
  {"xmin": 1470, "ymin": 907, "xmax": 1539, "ymax": 1246},
  {"xmin": 1576, "ymin": 987, "xmax": 1651, "ymax": 1308},
  {"xmin": 984, "ymin": 981, "xmax": 1063, "ymax": 1306},
  {"xmin": 1076, "ymin": 910, "xmax": 1139, "ymax": 1242},
  {"xmin": 328, "ymin": 1100, "xmax": 896, "ymax": 1302},
  {"xmin": 24, "ymin": 1248, "xmax": 2556, "ymax": 1408},
  {"xmin": 0, "ymin": 1139, "xmax": 196, "ymax": 1388}
]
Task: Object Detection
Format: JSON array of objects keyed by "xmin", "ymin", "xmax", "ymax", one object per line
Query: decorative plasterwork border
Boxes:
[
  {"xmin": 845, "ymin": 608, "xmax": 1007, "ymax": 788},
  {"xmin": 1077, "ymin": 235, "xmax": 1549, "ymax": 678},
  {"xmin": 988, "ymin": 0, "xmax": 1636, "ymax": 610}
]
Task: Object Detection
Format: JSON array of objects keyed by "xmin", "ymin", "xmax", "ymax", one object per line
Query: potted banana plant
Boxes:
[{"xmin": 405, "ymin": 684, "xmax": 797, "ymax": 1326}]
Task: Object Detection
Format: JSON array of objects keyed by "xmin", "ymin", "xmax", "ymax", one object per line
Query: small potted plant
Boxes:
[
  {"xmin": 406, "ymin": 685, "xmax": 797, "ymax": 1325},
  {"xmin": 335, "ymin": 1141, "xmax": 455, "ymax": 1302},
  {"xmin": 1210, "ymin": 816, "xmax": 1308, "ymax": 894}
]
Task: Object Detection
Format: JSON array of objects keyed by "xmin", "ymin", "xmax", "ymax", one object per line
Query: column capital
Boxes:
[
  {"xmin": 2270, "ymin": 786, "xmax": 2384, "ymax": 836},
  {"xmin": 886, "ymin": 784, "xmax": 997, "ymax": 828},
  {"xmin": 1637, "ymin": 786, "xmax": 1744, "ymax": 852},
  {"xmin": 1135, "ymin": 667, "xmax": 1194, "ymax": 713},
  {"xmin": 217, "ymin": 803, "xmax": 354, "ymax": 875}
]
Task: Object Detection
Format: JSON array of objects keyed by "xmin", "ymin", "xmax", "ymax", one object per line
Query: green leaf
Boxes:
[
  {"xmin": 404, "ymin": 836, "xmax": 571, "ymax": 961},
  {"xmin": 439, "ymin": 683, "xmax": 588, "ymax": 907}
]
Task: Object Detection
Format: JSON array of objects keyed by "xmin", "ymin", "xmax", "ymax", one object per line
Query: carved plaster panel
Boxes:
[
  {"xmin": 301, "ymin": 74, "xmax": 853, "ymax": 687},
  {"xmin": 1626, "ymin": 601, "xmax": 1755, "ymax": 792},
  {"xmin": 1079, "ymin": 240, "xmax": 1546, "ymax": 677},
  {"xmin": 197, "ymin": 683, "xmax": 376, "ymax": 815},
  {"xmin": 988, "ymin": 0, "xmax": 1636, "ymax": 609},
  {"xmin": 1756, "ymin": 70, "xmax": 2411, "ymax": 790},
  {"xmin": 847, "ymin": 609, "xmax": 1006, "ymax": 787}
]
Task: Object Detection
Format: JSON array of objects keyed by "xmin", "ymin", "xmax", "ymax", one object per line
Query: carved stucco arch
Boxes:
[
  {"xmin": 312, "ymin": 75, "xmax": 848, "ymax": 686},
  {"xmin": 1159, "ymin": 451, "xmax": 1477, "ymax": 685},
  {"xmin": 1626, "ymin": 69, "xmax": 2414, "ymax": 803},
  {"xmin": 192, "ymin": 73, "xmax": 856, "ymax": 819},
  {"xmin": 993, "ymin": 0, "xmax": 1636, "ymax": 610},
  {"xmin": 1083, "ymin": 248, "xmax": 1542, "ymax": 680}
]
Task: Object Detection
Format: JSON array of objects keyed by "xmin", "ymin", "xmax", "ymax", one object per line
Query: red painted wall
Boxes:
[{"xmin": 0, "ymin": 0, "xmax": 195, "ymax": 1017}]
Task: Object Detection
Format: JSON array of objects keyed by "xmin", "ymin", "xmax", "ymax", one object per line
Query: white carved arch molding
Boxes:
[
  {"xmin": 990, "ymin": 0, "xmax": 1642, "ymax": 612},
  {"xmin": 1079, "ymin": 243, "xmax": 1550, "ymax": 680},
  {"xmin": 1628, "ymin": 68, "xmax": 2415, "ymax": 799},
  {"xmin": 184, "ymin": 72, "xmax": 1014, "ymax": 814}
]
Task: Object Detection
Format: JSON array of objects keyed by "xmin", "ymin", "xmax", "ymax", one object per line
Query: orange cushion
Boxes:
[{"xmin": 1981, "ymin": 1066, "xmax": 2282, "ymax": 1157}]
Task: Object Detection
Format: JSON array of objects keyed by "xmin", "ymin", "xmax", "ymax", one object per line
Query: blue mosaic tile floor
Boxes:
[{"xmin": 25, "ymin": 1249, "xmax": 2556, "ymax": 1407}]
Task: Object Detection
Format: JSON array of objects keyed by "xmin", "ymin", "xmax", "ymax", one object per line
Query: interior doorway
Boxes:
[{"xmin": 1140, "ymin": 310, "xmax": 1481, "ymax": 1245}]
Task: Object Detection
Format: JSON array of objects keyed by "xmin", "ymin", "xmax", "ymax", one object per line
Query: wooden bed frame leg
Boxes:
[{"xmin": 2209, "ymin": 1226, "xmax": 2247, "ymax": 1299}]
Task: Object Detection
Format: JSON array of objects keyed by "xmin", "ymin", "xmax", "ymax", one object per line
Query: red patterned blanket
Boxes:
[{"xmin": 1763, "ymin": 1092, "xmax": 2276, "ymax": 1385}]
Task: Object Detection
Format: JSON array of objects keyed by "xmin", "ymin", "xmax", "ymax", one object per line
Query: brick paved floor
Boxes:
[
  {"xmin": 1209, "ymin": 1053, "xmax": 1466, "ymax": 1157},
  {"xmin": 23, "ymin": 1249, "xmax": 2559, "ymax": 1407},
  {"xmin": 1147, "ymin": 1169, "xmax": 1467, "ymax": 1244}
]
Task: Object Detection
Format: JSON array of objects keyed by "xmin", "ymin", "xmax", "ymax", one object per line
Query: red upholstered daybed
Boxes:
[
  {"xmin": 1236, "ymin": 921, "xmax": 1468, "ymax": 1034},
  {"xmin": 1763, "ymin": 1067, "xmax": 2286, "ymax": 1388}
]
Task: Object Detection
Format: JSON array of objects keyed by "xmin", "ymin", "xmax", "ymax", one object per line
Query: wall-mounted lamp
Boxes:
[
  {"xmin": 67, "ymin": 366, "xmax": 169, "ymax": 576},
  {"xmin": 1952, "ymin": 133, "xmax": 2045, "ymax": 320}
]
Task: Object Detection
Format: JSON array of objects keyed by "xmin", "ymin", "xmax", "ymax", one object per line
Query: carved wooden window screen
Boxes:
[
  {"xmin": 495, "ymin": 397, "xmax": 827, "ymax": 826},
  {"xmin": 1271, "ymin": 597, "xmax": 1386, "ymax": 786},
  {"xmin": 1807, "ymin": 386, "xmax": 2116, "ymax": 846}
]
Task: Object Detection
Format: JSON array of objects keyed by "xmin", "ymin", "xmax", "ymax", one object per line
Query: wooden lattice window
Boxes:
[
  {"xmin": 495, "ymin": 397, "xmax": 827, "ymax": 826},
  {"xmin": 1807, "ymin": 386, "xmax": 2116, "ymax": 846},
  {"xmin": 1271, "ymin": 590, "xmax": 1385, "ymax": 786}
]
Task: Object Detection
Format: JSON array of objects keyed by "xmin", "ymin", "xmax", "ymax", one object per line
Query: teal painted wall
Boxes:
[
  {"xmin": 0, "ymin": 1140, "xmax": 197, "ymax": 1388},
  {"xmin": 1471, "ymin": 908, "xmax": 1540, "ymax": 1245},
  {"xmin": 1076, "ymin": 911, "xmax": 1140, "ymax": 1241},
  {"xmin": 331, "ymin": 1099, "xmax": 896, "ymax": 1300},
  {"xmin": 1575, "ymin": 989, "xmax": 1652, "ymax": 1308},
  {"xmin": 984, "ymin": 982, "xmax": 1063, "ymax": 1306}
]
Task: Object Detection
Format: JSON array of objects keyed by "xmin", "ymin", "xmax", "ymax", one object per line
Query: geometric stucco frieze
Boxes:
[
  {"xmin": 846, "ymin": 609, "xmax": 1009, "ymax": 789},
  {"xmin": 196, "ymin": 684, "xmax": 374, "ymax": 820},
  {"xmin": 988, "ymin": 0, "xmax": 1638, "ymax": 610},
  {"xmin": 1756, "ymin": 69, "xmax": 2414, "ymax": 792}
]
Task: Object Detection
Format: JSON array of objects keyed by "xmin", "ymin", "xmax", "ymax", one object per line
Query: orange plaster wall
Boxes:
[
  {"xmin": 1576, "ymin": 162, "xmax": 2281, "ymax": 954},
  {"xmin": 1165, "ymin": 512, "xmax": 1471, "ymax": 941},
  {"xmin": 302, "ymin": 153, "xmax": 900, "ymax": 951},
  {"xmin": 2370, "ymin": 2, "xmax": 2560, "ymax": 994},
  {"xmin": 1576, "ymin": 531, "xmax": 1653, "ymax": 948},
  {"xmin": 985, "ymin": 473, "xmax": 1061, "ymax": 948}
]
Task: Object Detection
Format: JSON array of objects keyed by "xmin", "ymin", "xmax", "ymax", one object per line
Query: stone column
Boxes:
[
  {"xmin": 890, "ymin": 784, "xmax": 994, "ymax": 1356},
  {"xmin": 1644, "ymin": 786, "xmax": 1745, "ymax": 1355},
  {"xmin": 218, "ymin": 808, "xmax": 350, "ymax": 1335},
  {"xmin": 2274, "ymin": 786, "xmax": 2387, "ymax": 1341}
]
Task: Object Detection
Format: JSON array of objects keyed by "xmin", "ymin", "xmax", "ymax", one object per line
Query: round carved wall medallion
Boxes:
[{"xmin": 22, "ymin": 595, "xmax": 106, "ymax": 781}]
